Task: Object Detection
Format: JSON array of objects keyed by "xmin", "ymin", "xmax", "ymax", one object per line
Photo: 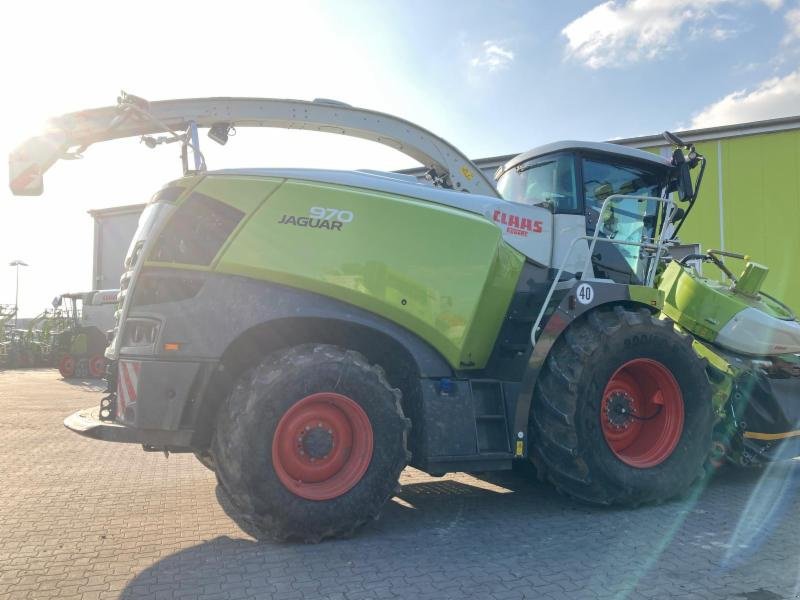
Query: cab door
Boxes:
[{"xmin": 579, "ymin": 154, "xmax": 668, "ymax": 284}]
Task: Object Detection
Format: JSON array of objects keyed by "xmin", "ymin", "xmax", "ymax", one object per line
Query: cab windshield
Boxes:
[{"xmin": 123, "ymin": 202, "xmax": 175, "ymax": 270}]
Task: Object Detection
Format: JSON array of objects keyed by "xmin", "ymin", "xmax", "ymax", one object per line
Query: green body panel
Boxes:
[
  {"xmin": 659, "ymin": 261, "xmax": 743, "ymax": 341},
  {"xmin": 627, "ymin": 284, "xmax": 664, "ymax": 308},
  {"xmin": 659, "ymin": 261, "xmax": 794, "ymax": 344},
  {"xmin": 173, "ymin": 176, "xmax": 527, "ymax": 369},
  {"xmin": 70, "ymin": 333, "xmax": 88, "ymax": 355},
  {"xmin": 733, "ymin": 262, "xmax": 768, "ymax": 297},
  {"xmin": 687, "ymin": 335, "xmax": 736, "ymax": 417},
  {"xmin": 196, "ymin": 175, "xmax": 282, "ymax": 217},
  {"xmin": 145, "ymin": 176, "xmax": 285, "ymax": 274}
]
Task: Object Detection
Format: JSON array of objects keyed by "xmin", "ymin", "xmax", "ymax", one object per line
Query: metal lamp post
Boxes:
[{"xmin": 9, "ymin": 260, "xmax": 29, "ymax": 329}]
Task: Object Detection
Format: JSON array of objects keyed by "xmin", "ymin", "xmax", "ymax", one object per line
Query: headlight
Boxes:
[{"xmin": 122, "ymin": 319, "xmax": 160, "ymax": 347}]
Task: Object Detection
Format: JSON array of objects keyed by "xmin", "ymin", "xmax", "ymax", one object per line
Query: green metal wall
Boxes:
[{"xmin": 651, "ymin": 130, "xmax": 800, "ymax": 312}]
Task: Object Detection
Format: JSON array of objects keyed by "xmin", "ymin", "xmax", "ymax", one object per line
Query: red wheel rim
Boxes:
[
  {"xmin": 272, "ymin": 392, "xmax": 373, "ymax": 501},
  {"xmin": 88, "ymin": 355, "xmax": 106, "ymax": 379},
  {"xmin": 58, "ymin": 355, "xmax": 76, "ymax": 378},
  {"xmin": 600, "ymin": 358, "xmax": 684, "ymax": 468}
]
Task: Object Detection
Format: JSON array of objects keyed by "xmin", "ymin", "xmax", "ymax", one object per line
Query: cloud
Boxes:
[
  {"xmin": 470, "ymin": 41, "xmax": 514, "ymax": 72},
  {"xmin": 709, "ymin": 26, "xmax": 739, "ymax": 40},
  {"xmin": 784, "ymin": 4, "xmax": 800, "ymax": 43},
  {"xmin": 562, "ymin": 0, "xmax": 777, "ymax": 69},
  {"xmin": 690, "ymin": 68, "xmax": 800, "ymax": 127}
]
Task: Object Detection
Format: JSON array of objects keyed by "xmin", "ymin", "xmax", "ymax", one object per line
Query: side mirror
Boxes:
[
  {"xmin": 671, "ymin": 148, "xmax": 694, "ymax": 201},
  {"xmin": 9, "ymin": 156, "xmax": 44, "ymax": 196},
  {"xmin": 677, "ymin": 162, "xmax": 694, "ymax": 201}
]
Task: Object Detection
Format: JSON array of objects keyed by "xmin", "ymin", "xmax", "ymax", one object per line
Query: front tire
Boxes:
[
  {"xmin": 531, "ymin": 306, "xmax": 713, "ymax": 506},
  {"xmin": 211, "ymin": 344, "xmax": 409, "ymax": 542}
]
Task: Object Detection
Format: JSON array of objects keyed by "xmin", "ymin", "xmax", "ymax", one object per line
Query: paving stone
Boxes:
[{"xmin": 2, "ymin": 370, "xmax": 800, "ymax": 600}]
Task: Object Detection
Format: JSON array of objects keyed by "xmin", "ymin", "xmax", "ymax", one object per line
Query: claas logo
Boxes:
[{"xmin": 492, "ymin": 210, "xmax": 543, "ymax": 237}]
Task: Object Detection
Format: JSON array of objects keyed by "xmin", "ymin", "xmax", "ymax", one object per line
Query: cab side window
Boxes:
[
  {"xmin": 581, "ymin": 157, "xmax": 666, "ymax": 282},
  {"xmin": 498, "ymin": 154, "xmax": 578, "ymax": 213}
]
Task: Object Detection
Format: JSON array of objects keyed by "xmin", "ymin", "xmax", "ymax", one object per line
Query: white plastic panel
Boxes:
[
  {"xmin": 551, "ymin": 214, "xmax": 590, "ymax": 276},
  {"xmin": 716, "ymin": 307, "xmax": 800, "ymax": 356}
]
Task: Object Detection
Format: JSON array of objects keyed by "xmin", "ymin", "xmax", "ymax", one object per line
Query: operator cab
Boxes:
[{"xmin": 495, "ymin": 141, "xmax": 674, "ymax": 285}]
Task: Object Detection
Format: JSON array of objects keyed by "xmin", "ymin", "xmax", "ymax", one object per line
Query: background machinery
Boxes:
[
  {"xmin": 0, "ymin": 307, "xmax": 61, "ymax": 369},
  {"xmin": 51, "ymin": 290, "xmax": 118, "ymax": 378}
]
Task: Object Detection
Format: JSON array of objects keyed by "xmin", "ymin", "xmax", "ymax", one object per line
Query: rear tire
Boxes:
[
  {"xmin": 530, "ymin": 306, "xmax": 713, "ymax": 506},
  {"xmin": 211, "ymin": 344, "xmax": 409, "ymax": 542},
  {"xmin": 193, "ymin": 452, "xmax": 215, "ymax": 471},
  {"xmin": 58, "ymin": 355, "xmax": 76, "ymax": 378},
  {"xmin": 88, "ymin": 355, "xmax": 106, "ymax": 379}
]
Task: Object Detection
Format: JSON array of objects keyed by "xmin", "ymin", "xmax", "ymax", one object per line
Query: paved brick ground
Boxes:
[{"xmin": 1, "ymin": 369, "xmax": 800, "ymax": 599}]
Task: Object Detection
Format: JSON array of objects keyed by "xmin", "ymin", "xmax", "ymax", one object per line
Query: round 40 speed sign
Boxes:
[{"xmin": 576, "ymin": 283, "xmax": 594, "ymax": 305}]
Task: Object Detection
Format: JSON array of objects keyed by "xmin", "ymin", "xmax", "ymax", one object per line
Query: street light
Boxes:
[{"xmin": 9, "ymin": 260, "xmax": 29, "ymax": 329}]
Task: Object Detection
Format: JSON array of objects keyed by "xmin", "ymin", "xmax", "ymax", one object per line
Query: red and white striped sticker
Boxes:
[{"xmin": 117, "ymin": 360, "xmax": 141, "ymax": 420}]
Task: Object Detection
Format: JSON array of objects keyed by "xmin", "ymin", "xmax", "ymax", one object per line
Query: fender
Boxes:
[
  {"xmin": 125, "ymin": 267, "xmax": 454, "ymax": 379},
  {"xmin": 511, "ymin": 280, "xmax": 663, "ymax": 457}
]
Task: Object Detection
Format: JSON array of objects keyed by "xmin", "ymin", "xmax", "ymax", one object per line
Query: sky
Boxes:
[{"xmin": 1, "ymin": 0, "xmax": 798, "ymax": 316}]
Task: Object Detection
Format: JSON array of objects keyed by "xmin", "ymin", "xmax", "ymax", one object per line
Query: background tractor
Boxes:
[
  {"xmin": 51, "ymin": 291, "xmax": 117, "ymax": 378},
  {"xmin": 9, "ymin": 94, "xmax": 797, "ymax": 542}
]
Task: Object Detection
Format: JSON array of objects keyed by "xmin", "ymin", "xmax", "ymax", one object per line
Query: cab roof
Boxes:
[{"xmin": 497, "ymin": 140, "xmax": 672, "ymax": 179}]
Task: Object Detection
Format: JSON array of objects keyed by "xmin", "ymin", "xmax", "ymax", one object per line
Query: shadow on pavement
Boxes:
[
  {"xmin": 119, "ymin": 476, "xmax": 565, "ymax": 599},
  {"xmin": 116, "ymin": 465, "xmax": 773, "ymax": 599},
  {"xmin": 60, "ymin": 377, "xmax": 106, "ymax": 390},
  {"xmin": 118, "ymin": 460, "xmax": 800, "ymax": 599}
]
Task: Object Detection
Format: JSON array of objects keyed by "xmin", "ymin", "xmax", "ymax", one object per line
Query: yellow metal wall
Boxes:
[{"xmin": 651, "ymin": 130, "xmax": 800, "ymax": 312}]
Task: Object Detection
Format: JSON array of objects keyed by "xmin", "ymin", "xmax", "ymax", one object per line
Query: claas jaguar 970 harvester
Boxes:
[{"xmin": 10, "ymin": 94, "xmax": 799, "ymax": 541}]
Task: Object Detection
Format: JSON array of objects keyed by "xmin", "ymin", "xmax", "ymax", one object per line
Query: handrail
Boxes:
[
  {"xmin": 530, "ymin": 193, "xmax": 678, "ymax": 349},
  {"xmin": 581, "ymin": 194, "xmax": 677, "ymax": 287}
]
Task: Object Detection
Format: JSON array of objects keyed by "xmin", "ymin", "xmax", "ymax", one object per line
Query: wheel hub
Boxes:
[
  {"xmin": 272, "ymin": 392, "xmax": 374, "ymax": 501},
  {"xmin": 301, "ymin": 425, "xmax": 334, "ymax": 459},
  {"xmin": 605, "ymin": 391, "xmax": 635, "ymax": 429},
  {"xmin": 600, "ymin": 358, "xmax": 685, "ymax": 469}
]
